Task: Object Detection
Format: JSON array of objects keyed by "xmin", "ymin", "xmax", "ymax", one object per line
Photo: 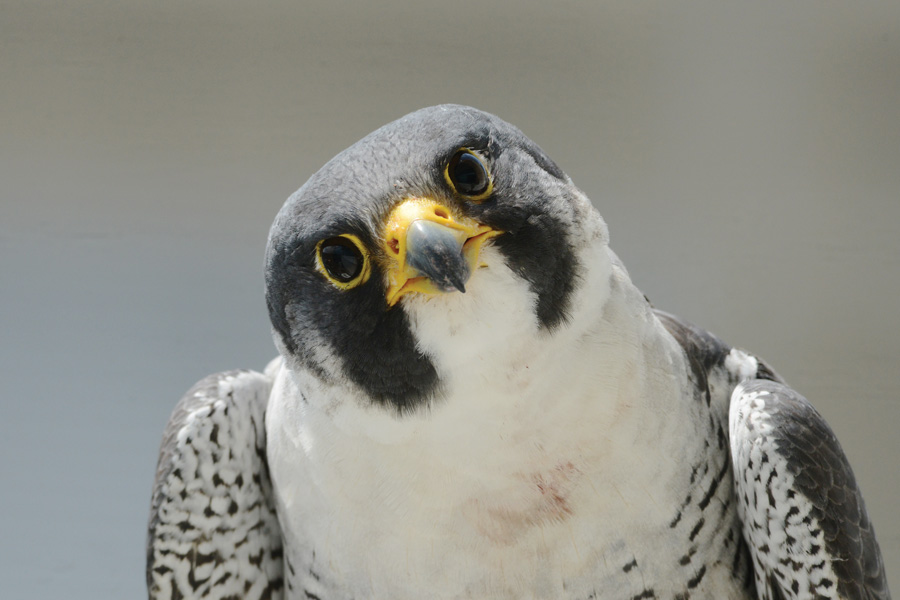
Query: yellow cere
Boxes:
[{"xmin": 381, "ymin": 197, "xmax": 502, "ymax": 307}]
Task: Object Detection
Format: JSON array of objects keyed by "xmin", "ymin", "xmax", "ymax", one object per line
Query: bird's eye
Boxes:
[
  {"xmin": 316, "ymin": 235, "xmax": 371, "ymax": 289},
  {"xmin": 445, "ymin": 149, "xmax": 492, "ymax": 200}
]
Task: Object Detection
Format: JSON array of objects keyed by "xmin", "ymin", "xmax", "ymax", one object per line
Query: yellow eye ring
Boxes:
[
  {"xmin": 315, "ymin": 234, "xmax": 371, "ymax": 290},
  {"xmin": 444, "ymin": 148, "xmax": 493, "ymax": 202}
]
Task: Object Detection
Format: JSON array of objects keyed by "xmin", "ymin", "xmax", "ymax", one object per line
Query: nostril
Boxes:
[
  {"xmin": 434, "ymin": 208, "xmax": 449, "ymax": 219},
  {"xmin": 387, "ymin": 238, "xmax": 400, "ymax": 255}
]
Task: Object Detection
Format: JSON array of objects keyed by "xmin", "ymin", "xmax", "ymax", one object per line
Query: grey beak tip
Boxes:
[{"xmin": 406, "ymin": 219, "xmax": 472, "ymax": 294}]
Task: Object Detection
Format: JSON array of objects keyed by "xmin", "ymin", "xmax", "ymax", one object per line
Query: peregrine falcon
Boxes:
[{"xmin": 147, "ymin": 105, "xmax": 890, "ymax": 600}]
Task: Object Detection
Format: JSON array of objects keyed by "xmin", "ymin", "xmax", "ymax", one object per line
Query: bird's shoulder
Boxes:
[
  {"xmin": 653, "ymin": 309, "xmax": 781, "ymax": 394},
  {"xmin": 147, "ymin": 366, "xmax": 285, "ymax": 600},
  {"xmin": 654, "ymin": 310, "xmax": 889, "ymax": 599}
]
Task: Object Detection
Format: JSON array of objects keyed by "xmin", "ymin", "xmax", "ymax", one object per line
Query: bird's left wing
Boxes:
[
  {"xmin": 730, "ymin": 379, "xmax": 890, "ymax": 600},
  {"xmin": 147, "ymin": 369, "xmax": 284, "ymax": 600}
]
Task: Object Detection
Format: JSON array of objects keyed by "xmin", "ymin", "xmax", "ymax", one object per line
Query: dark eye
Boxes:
[
  {"xmin": 446, "ymin": 149, "xmax": 492, "ymax": 199},
  {"xmin": 317, "ymin": 235, "xmax": 369, "ymax": 288}
]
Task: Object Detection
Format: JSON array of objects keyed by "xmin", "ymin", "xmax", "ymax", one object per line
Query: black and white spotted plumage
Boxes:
[
  {"xmin": 731, "ymin": 380, "xmax": 890, "ymax": 600},
  {"xmin": 147, "ymin": 105, "xmax": 890, "ymax": 599},
  {"xmin": 147, "ymin": 369, "xmax": 283, "ymax": 599}
]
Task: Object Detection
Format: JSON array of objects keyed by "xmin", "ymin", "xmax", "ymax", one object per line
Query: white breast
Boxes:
[{"xmin": 266, "ymin": 243, "xmax": 741, "ymax": 599}]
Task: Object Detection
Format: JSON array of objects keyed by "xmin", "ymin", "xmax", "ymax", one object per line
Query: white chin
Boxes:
[
  {"xmin": 401, "ymin": 239, "xmax": 613, "ymax": 383},
  {"xmin": 401, "ymin": 245, "xmax": 541, "ymax": 377}
]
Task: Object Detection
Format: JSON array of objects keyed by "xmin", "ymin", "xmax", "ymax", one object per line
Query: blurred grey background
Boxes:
[{"xmin": 2, "ymin": 1, "xmax": 898, "ymax": 597}]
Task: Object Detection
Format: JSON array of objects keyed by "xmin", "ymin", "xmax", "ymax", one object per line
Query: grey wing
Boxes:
[
  {"xmin": 729, "ymin": 379, "xmax": 890, "ymax": 600},
  {"xmin": 147, "ymin": 369, "xmax": 284, "ymax": 600}
]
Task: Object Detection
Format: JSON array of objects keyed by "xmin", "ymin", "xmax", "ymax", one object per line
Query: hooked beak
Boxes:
[{"xmin": 382, "ymin": 198, "xmax": 501, "ymax": 307}]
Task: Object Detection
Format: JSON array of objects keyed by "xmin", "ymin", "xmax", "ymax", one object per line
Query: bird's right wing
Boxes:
[{"xmin": 147, "ymin": 369, "xmax": 284, "ymax": 600}]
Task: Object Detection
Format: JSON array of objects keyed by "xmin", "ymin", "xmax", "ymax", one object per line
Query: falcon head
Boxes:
[{"xmin": 265, "ymin": 105, "xmax": 610, "ymax": 413}]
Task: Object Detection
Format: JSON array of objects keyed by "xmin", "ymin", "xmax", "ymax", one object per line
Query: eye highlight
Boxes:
[
  {"xmin": 445, "ymin": 149, "xmax": 492, "ymax": 201},
  {"xmin": 316, "ymin": 234, "xmax": 371, "ymax": 289}
]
